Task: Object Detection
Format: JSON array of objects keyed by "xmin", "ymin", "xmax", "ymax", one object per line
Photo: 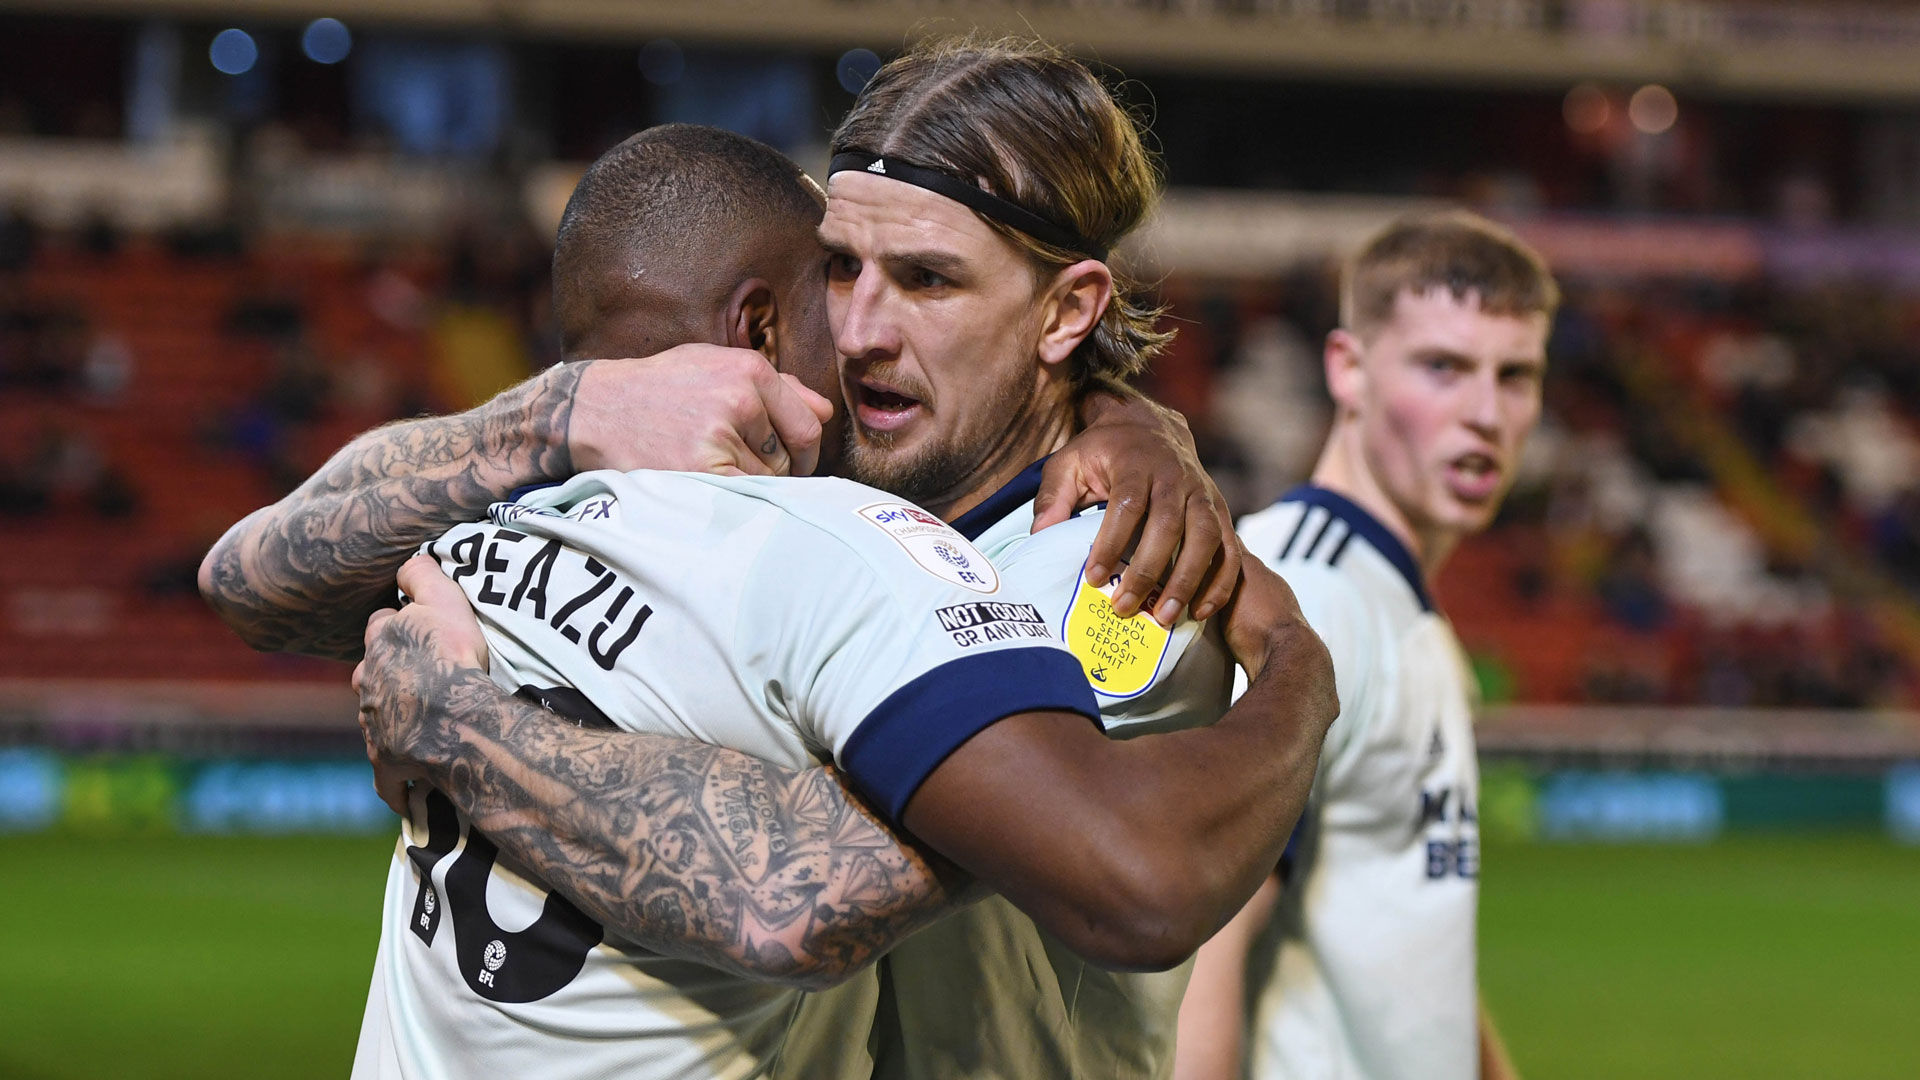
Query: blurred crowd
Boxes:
[
  {"xmin": 0, "ymin": 207, "xmax": 140, "ymax": 519},
  {"xmin": 10, "ymin": 194, "xmax": 1920, "ymax": 705},
  {"xmin": 1161, "ymin": 266, "xmax": 1920, "ymax": 708}
]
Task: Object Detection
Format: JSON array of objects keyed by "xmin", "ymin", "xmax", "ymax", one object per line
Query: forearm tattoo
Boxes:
[
  {"xmin": 202, "ymin": 367, "xmax": 583, "ymax": 660},
  {"xmin": 367, "ymin": 628, "xmax": 968, "ymax": 987}
]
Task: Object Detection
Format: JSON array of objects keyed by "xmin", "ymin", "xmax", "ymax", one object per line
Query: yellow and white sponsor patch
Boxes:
[{"xmin": 1060, "ymin": 556, "xmax": 1173, "ymax": 699}]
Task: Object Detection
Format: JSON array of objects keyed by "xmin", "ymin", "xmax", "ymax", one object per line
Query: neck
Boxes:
[
  {"xmin": 923, "ymin": 388, "xmax": 1076, "ymax": 523},
  {"xmin": 1309, "ymin": 418, "xmax": 1461, "ymax": 580}
]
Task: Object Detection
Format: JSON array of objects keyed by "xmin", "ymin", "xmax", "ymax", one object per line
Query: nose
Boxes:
[
  {"xmin": 833, "ymin": 265, "xmax": 901, "ymax": 364},
  {"xmin": 1463, "ymin": 370, "xmax": 1500, "ymax": 439}
]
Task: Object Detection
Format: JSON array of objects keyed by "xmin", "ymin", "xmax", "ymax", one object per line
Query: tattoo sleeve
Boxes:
[
  {"xmin": 386, "ymin": 651, "xmax": 971, "ymax": 989},
  {"xmin": 200, "ymin": 366, "xmax": 583, "ymax": 660}
]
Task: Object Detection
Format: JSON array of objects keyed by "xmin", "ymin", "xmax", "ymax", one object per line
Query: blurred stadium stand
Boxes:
[{"xmin": 3, "ymin": 0, "xmax": 1920, "ymax": 837}]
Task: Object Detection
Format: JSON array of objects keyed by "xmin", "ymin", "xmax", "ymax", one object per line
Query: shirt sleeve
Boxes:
[
  {"xmin": 991, "ymin": 511, "xmax": 1226, "ymax": 733},
  {"xmin": 1259, "ymin": 558, "xmax": 1378, "ymax": 775},
  {"xmin": 737, "ymin": 511, "xmax": 1101, "ymax": 823}
]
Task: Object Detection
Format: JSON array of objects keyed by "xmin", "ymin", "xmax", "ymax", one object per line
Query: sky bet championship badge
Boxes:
[
  {"xmin": 1062, "ymin": 554, "xmax": 1173, "ymax": 699},
  {"xmin": 857, "ymin": 502, "xmax": 1001, "ymax": 594}
]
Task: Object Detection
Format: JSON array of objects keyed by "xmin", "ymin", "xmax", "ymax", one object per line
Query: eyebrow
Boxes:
[
  {"xmin": 815, "ymin": 230, "xmax": 971, "ymax": 279},
  {"xmin": 1409, "ymin": 347, "xmax": 1544, "ymax": 369},
  {"xmin": 882, "ymin": 250, "xmax": 970, "ymax": 278}
]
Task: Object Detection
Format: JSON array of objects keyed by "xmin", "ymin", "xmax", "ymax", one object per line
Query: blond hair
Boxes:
[
  {"xmin": 1342, "ymin": 211, "xmax": 1559, "ymax": 337},
  {"xmin": 832, "ymin": 35, "xmax": 1170, "ymax": 385}
]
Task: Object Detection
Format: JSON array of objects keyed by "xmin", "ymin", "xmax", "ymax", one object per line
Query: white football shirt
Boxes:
[
  {"xmin": 1235, "ymin": 485, "xmax": 1482, "ymax": 1080},
  {"xmin": 860, "ymin": 459, "xmax": 1235, "ymax": 1080},
  {"xmin": 350, "ymin": 470, "xmax": 1100, "ymax": 1080}
]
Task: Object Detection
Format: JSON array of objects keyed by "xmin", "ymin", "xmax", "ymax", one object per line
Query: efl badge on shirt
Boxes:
[
  {"xmin": 1061, "ymin": 554, "xmax": 1173, "ymax": 699},
  {"xmin": 857, "ymin": 502, "xmax": 1001, "ymax": 594}
]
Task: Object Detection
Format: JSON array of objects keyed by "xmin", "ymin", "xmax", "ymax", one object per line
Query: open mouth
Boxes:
[
  {"xmin": 854, "ymin": 381, "xmax": 924, "ymax": 433},
  {"xmin": 1446, "ymin": 452, "xmax": 1502, "ymax": 501}
]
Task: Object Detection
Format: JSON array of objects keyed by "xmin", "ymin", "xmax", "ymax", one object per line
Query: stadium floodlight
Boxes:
[
  {"xmin": 638, "ymin": 38, "xmax": 684, "ymax": 86},
  {"xmin": 302, "ymin": 18, "xmax": 352, "ymax": 65},
  {"xmin": 1563, "ymin": 83, "xmax": 1610, "ymax": 135},
  {"xmin": 1629, "ymin": 84, "xmax": 1679, "ymax": 134},
  {"xmin": 209, "ymin": 28, "xmax": 257, "ymax": 76},
  {"xmin": 837, "ymin": 48, "xmax": 882, "ymax": 94}
]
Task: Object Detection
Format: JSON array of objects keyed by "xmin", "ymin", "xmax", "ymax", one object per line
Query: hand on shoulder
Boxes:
[{"xmin": 565, "ymin": 344, "xmax": 834, "ymax": 478}]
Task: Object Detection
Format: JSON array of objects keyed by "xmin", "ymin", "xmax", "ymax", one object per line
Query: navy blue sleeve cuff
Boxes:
[
  {"xmin": 1278, "ymin": 811, "xmax": 1313, "ymax": 883},
  {"xmin": 839, "ymin": 647, "xmax": 1101, "ymax": 824}
]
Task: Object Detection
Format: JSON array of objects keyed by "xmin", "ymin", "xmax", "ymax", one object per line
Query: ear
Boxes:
[
  {"xmin": 1036, "ymin": 260, "xmax": 1114, "ymax": 368},
  {"xmin": 1324, "ymin": 328, "xmax": 1367, "ymax": 417},
  {"xmin": 724, "ymin": 278, "xmax": 780, "ymax": 362}
]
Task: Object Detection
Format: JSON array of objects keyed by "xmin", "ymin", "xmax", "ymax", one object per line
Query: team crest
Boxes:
[
  {"xmin": 1060, "ymin": 553, "xmax": 1173, "ymax": 699},
  {"xmin": 856, "ymin": 502, "xmax": 1000, "ymax": 594}
]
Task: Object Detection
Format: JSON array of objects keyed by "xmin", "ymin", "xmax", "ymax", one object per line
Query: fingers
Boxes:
[
  {"xmin": 758, "ymin": 370, "xmax": 828, "ymax": 477},
  {"xmin": 789, "ymin": 375, "xmax": 837, "ymax": 424},
  {"xmin": 1194, "ymin": 520, "xmax": 1246, "ymax": 622},
  {"xmin": 747, "ymin": 427, "xmax": 793, "ymax": 476},
  {"xmin": 358, "ymin": 707, "xmax": 406, "ymax": 815},
  {"xmin": 1031, "ymin": 455, "xmax": 1087, "ymax": 532},
  {"xmin": 1112, "ymin": 480, "xmax": 1182, "ymax": 622},
  {"xmin": 723, "ymin": 434, "xmax": 777, "ymax": 477},
  {"xmin": 394, "ymin": 554, "xmax": 491, "ymax": 670},
  {"xmin": 362, "ymin": 608, "xmax": 397, "ymax": 654},
  {"xmin": 1152, "ymin": 494, "xmax": 1226, "ymax": 625},
  {"xmin": 372, "ymin": 763, "xmax": 412, "ymax": 818},
  {"xmin": 358, "ymin": 708, "xmax": 380, "ymax": 768},
  {"xmin": 395, "ymin": 555, "xmax": 462, "ymax": 609},
  {"xmin": 1085, "ymin": 479, "xmax": 1148, "ymax": 589}
]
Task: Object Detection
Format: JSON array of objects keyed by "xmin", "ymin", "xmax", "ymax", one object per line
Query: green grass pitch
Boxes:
[
  {"xmin": 1481, "ymin": 833, "xmax": 1920, "ymax": 1080},
  {"xmin": 0, "ymin": 831, "xmax": 1914, "ymax": 1079}
]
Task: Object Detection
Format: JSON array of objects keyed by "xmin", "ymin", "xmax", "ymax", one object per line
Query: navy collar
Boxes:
[
  {"xmin": 1278, "ymin": 484, "xmax": 1433, "ymax": 612},
  {"xmin": 508, "ymin": 480, "xmax": 561, "ymax": 503},
  {"xmin": 950, "ymin": 455, "xmax": 1051, "ymax": 540}
]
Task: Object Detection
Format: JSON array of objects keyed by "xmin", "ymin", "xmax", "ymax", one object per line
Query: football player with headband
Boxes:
[
  {"xmin": 206, "ymin": 42, "xmax": 1339, "ymax": 1080},
  {"xmin": 345, "ymin": 40, "xmax": 1335, "ymax": 1080}
]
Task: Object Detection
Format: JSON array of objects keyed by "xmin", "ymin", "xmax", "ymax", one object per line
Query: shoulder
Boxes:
[
  {"xmin": 1240, "ymin": 498, "xmax": 1370, "ymax": 581},
  {"xmin": 1237, "ymin": 496, "xmax": 1425, "ymax": 643},
  {"xmin": 1239, "ymin": 515, "xmax": 1398, "ymax": 747},
  {"xmin": 669, "ymin": 476, "xmax": 1010, "ymax": 600},
  {"xmin": 988, "ymin": 507, "xmax": 1103, "ymax": 578},
  {"xmin": 1239, "ymin": 528, "xmax": 1389, "ymax": 668},
  {"xmin": 995, "ymin": 507, "xmax": 1230, "ymax": 721},
  {"xmin": 1235, "ymin": 499, "xmax": 1308, "ymax": 557}
]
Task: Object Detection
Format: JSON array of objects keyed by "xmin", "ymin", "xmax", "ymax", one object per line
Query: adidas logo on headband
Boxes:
[{"xmin": 828, "ymin": 151, "xmax": 1107, "ymax": 262}]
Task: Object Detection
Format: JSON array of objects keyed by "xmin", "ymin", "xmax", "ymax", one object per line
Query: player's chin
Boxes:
[
  {"xmin": 1436, "ymin": 492, "xmax": 1501, "ymax": 534},
  {"xmin": 846, "ymin": 429, "xmax": 921, "ymax": 487}
]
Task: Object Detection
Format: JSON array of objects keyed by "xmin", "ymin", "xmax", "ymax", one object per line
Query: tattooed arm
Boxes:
[
  {"xmin": 199, "ymin": 345, "xmax": 833, "ymax": 661},
  {"xmin": 354, "ymin": 557, "xmax": 971, "ymax": 989},
  {"xmin": 200, "ymin": 369, "xmax": 579, "ymax": 660}
]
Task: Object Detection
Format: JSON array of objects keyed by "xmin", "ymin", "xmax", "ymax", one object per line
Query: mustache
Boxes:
[{"xmin": 844, "ymin": 361, "xmax": 936, "ymax": 409}]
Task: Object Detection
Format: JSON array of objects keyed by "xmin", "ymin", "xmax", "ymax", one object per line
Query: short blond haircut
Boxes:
[{"xmin": 1342, "ymin": 211, "xmax": 1559, "ymax": 337}]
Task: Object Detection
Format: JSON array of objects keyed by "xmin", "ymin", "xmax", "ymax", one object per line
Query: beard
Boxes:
[
  {"xmin": 843, "ymin": 425, "xmax": 980, "ymax": 507},
  {"xmin": 842, "ymin": 362, "xmax": 1033, "ymax": 507}
]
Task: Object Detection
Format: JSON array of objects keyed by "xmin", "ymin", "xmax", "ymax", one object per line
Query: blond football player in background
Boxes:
[{"xmin": 1175, "ymin": 211, "xmax": 1555, "ymax": 1080}]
